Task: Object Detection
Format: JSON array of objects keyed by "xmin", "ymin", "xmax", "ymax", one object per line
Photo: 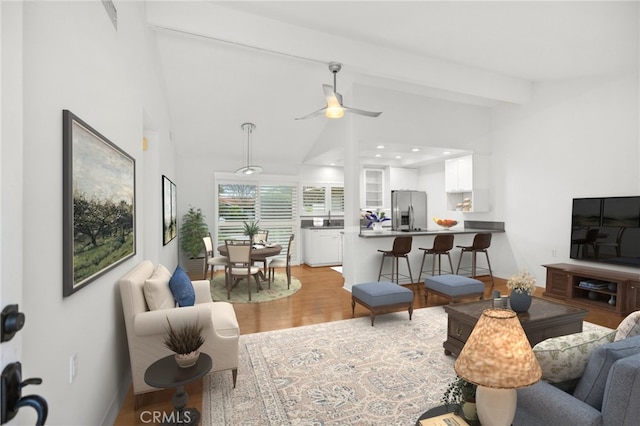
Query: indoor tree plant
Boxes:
[
  {"xmin": 163, "ymin": 318, "xmax": 205, "ymax": 368},
  {"xmin": 442, "ymin": 375, "xmax": 477, "ymax": 421},
  {"xmin": 180, "ymin": 205, "xmax": 209, "ymax": 275}
]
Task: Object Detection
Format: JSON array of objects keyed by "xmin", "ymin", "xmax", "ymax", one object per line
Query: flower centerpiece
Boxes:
[
  {"xmin": 364, "ymin": 210, "xmax": 390, "ymax": 232},
  {"xmin": 506, "ymin": 269, "xmax": 537, "ymax": 312}
]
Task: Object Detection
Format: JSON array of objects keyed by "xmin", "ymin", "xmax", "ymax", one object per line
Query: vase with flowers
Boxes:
[
  {"xmin": 506, "ymin": 269, "xmax": 537, "ymax": 312},
  {"xmin": 364, "ymin": 210, "xmax": 390, "ymax": 232}
]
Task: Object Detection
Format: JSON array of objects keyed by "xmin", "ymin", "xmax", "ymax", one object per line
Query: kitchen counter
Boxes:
[
  {"xmin": 359, "ymin": 227, "xmax": 504, "ymax": 237},
  {"xmin": 300, "ymin": 225, "xmax": 345, "ymax": 230},
  {"xmin": 341, "ymin": 221, "xmax": 506, "ymax": 291}
]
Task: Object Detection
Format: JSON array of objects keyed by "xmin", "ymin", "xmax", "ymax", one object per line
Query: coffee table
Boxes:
[
  {"xmin": 144, "ymin": 353, "xmax": 212, "ymax": 425},
  {"xmin": 443, "ymin": 297, "xmax": 588, "ymax": 356}
]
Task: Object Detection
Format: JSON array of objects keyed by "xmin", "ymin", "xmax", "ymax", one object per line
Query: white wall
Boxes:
[
  {"xmin": 17, "ymin": 2, "xmax": 174, "ymax": 424},
  {"xmin": 491, "ymin": 72, "xmax": 640, "ymax": 282}
]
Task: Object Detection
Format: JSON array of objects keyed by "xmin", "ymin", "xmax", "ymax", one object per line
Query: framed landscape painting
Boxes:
[
  {"xmin": 162, "ymin": 175, "xmax": 177, "ymax": 245},
  {"xmin": 62, "ymin": 110, "xmax": 136, "ymax": 297}
]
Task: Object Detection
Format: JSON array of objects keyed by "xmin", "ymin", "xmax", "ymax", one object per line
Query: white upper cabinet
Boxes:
[
  {"xmin": 444, "ymin": 154, "xmax": 490, "ymax": 212},
  {"xmin": 363, "ymin": 168, "xmax": 384, "ymax": 209},
  {"xmin": 445, "ymin": 155, "xmax": 473, "ymax": 192},
  {"xmin": 389, "ymin": 167, "xmax": 418, "ymax": 191}
]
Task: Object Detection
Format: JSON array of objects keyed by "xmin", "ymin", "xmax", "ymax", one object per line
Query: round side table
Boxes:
[
  {"xmin": 415, "ymin": 404, "xmax": 480, "ymax": 426},
  {"xmin": 144, "ymin": 353, "xmax": 212, "ymax": 426}
]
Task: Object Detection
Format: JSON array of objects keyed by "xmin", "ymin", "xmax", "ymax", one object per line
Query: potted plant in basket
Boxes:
[
  {"xmin": 242, "ymin": 220, "xmax": 261, "ymax": 241},
  {"xmin": 363, "ymin": 210, "xmax": 390, "ymax": 232},
  {"xmin": 180, "ymin": 205, "xmax": 209, "ymax": 275},
  {"xmin": 163, "ymin": 318, "xmax": 205, "ymax": 368},
  {"xmin": 506, "ymin": 269, "xmax": 537, "ymax": 312},
  {"xmin": 442, "ymin": 375, "xmax": 477, "ymax": 421}
]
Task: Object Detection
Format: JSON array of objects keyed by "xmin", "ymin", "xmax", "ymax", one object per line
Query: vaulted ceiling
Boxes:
[{"xmin": 147, "ymin": 1, "xmax": 638, "ymax": 173}]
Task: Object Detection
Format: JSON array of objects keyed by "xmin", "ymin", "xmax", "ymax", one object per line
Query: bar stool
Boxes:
[
  {"xmin": 377, "ymin": 236, "xmax": 415, "ymax": 291},
  {"xmin": 455, "ymin": 232, "xmax": 494, "ymax": 292},
  {"xmin": 418, "ymin": 234, "xmax": 455, "ymax": 280}
]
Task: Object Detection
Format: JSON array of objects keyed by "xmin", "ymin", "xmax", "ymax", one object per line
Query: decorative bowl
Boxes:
[{"xmin": 433, "ymin": 218, "xmax": 458, "ymax": 229}]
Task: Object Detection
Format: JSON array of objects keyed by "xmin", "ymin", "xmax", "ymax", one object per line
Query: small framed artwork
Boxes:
[
  {"xmin": 62, "ymin": 110, "xmax": 136, "ymax": 297},
  {"xmin": 162, "ymin": 175, "xmax": 177, "ymax": 245}
]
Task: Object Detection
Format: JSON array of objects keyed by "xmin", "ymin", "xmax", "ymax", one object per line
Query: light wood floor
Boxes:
[{"xmin": 114, "ymin": 264, "xmax": 624, "ymax": 425}]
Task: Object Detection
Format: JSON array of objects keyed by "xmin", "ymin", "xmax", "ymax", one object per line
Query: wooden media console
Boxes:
[{"xmin": 543, "ymin": 263, "xmax": 640, "ymax": 316}]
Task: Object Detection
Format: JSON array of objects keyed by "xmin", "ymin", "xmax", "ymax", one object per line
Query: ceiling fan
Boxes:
[{"xmin": 295, "ymin": 62, "xmax": 382, "ymax": 120}]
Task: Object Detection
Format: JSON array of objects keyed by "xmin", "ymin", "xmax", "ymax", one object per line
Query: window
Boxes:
[
  {"xmin": 217, "ymin": 182, "xmax": 297, "ymax": 262},
  {"xmin": 331, "ymin": 186, "xmax": 345, "ymax": 213},
  {"xmin": 302, "ymin": 186, "xmax": 326, "ymax": 214},
  {"xmin": 301, "ymin": 184, "xmax": 344, "ymax": 215}
]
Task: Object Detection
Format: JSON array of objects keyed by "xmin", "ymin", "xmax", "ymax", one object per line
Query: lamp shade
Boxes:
[{"xmin": 454, "ymin": 308, "xmax": 541, "ymax": 389}]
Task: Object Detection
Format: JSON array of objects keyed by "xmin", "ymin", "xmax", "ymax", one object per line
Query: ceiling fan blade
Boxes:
[
  {"xmin": 323, "ymin": 84, "xmax": 342, "ymax": 107},
  {"xmin": 294, "ymin": 106, "xmax": 328, "ymax": 120},
  {"xmin": 342, "ymin": 105, "xmax": 383, "ymax": 117}
]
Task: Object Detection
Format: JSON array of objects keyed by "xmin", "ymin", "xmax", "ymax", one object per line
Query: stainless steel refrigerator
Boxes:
[{"xmin": 391, "ymin": 190, "xmax": 428, "ymax": 231}]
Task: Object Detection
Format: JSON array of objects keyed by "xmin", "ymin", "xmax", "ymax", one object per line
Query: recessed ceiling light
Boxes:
[
  {"xmin": 443, "ymin": 151, "xmax": 451, "ymax": 155},
  {"xmin": 376, "ymin": 145, "xmax": 385, "ymax": 149},
  {"xmin": 375, "ymin": 154, "xmax": 381, "ymax": 158},
  {"xmin": 329, "ymin": 163, "xmax": 336, "ymax": 166},
  {"xmin": 395, "ymin": 155, "xmax": 402, "ymax": 159},
  {"xmin": 412, "ymin": 148, "xmax": 420, "ymax": 152}
]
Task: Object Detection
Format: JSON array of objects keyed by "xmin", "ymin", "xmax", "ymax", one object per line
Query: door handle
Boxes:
[{"xmin": 1, "ymin": 362, "xmax": 48, "ymax": 425}]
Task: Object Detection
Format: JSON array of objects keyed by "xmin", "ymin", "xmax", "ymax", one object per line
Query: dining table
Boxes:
[{"xmin": 217, "ymin": 243, "xmax": 282, "ymax": 286}]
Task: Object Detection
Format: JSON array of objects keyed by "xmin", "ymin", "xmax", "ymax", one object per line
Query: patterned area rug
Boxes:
[
  {"xmin": 209, "ymin": 272, "xmax": 301, "ymax": 304},
  {"xmin": 203, "ymin": 306, "xmax": 455, "ymax": 425},
  {"xmin": 202, "ymin": 307, "xmax": 610, "ymax": 425}
]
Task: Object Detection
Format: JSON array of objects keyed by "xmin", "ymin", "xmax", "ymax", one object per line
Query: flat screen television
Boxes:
[{"xmin": 571, "ymin": 196, "xmax": 640, "ymax": 267}]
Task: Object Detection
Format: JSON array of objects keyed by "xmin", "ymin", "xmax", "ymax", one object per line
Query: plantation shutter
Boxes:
[
  {"xmin": 330, "ymin": 186, "xmax": 345, "ymax": 214},
  {"xmin": 217, "ymin": 181, "xmax": 298, "ymax": 263},
  {"xmin": 302, "ymin": 186, "xmax": 326, "ymax": 214}
]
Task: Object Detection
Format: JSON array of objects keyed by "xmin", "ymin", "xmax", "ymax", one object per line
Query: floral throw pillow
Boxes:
[
  {"xmin": 614, "ymin": 311, "xmax": 640, "ymax": 341},
  {"xmin": 532, "ymin": 329, "xmax": 616, "ymax": 383}
]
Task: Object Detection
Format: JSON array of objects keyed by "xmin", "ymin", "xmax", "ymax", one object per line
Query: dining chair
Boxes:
[
  {"xmin": 268, "ymin": 234, "xmax": 295, "ymax": 289},
  {"xmin": 252, "ymin": 231, "xmax": 269, "ymax": 244},
  {"xmin": 252, "ymin": 230, "xmax": 270, "ymax": 273},
  {"xmin": 225, "ymin": 239, "xmax": 261, "ymax": 301},
  {"xmin": 202, "ymin": 233, "xmax": 228, "ymax": 280}
]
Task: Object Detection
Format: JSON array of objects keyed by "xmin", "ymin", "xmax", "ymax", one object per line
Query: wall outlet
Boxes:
[
  {"xmin": 69, "ymin": 353, "xmax": 78, "ymax": 384},
  {"xmin": 551, "ymin": 249, "xmax": 557, "ymax": 257}
]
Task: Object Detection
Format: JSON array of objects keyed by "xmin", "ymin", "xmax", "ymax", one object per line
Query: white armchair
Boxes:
[{"xmin": 118, "ymin": 260, "xmax": 239, "ymax": 406}]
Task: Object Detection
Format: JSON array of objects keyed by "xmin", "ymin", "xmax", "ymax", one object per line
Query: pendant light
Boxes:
[{"xmin": 235, "ymin": 122, "xmax": 262, "ymax": 175}]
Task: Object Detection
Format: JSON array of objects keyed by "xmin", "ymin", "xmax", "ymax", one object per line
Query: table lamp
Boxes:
[{"xmin": 454, "ymin": 308, "xmax": 541, "ymax": 426}]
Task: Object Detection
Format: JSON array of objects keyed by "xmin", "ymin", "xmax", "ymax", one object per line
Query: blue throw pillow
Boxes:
[{"xmin": 168, "ymin": 266, "xmax": 195, "ymax": 307}]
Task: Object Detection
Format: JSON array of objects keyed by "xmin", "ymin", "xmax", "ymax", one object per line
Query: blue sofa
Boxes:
[{"xmin": 514, "ymin": 334, "xmax": 640, "ymax": 426}]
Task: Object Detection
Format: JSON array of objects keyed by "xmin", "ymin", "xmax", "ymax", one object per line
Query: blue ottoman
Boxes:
[
  {"xmin": 424, "ymin": 274, "xmax": 485, "ymax": 303},
  {"xmin": 351, "ymin": 281, "xmax": 414, "ymax": 326}
]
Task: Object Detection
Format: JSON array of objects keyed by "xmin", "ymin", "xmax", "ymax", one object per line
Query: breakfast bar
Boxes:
[{"xmin": 342, "ymin": 221, "xmax": 505, "ymax": 291}]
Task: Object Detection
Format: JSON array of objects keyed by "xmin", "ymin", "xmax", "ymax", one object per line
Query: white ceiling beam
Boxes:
[{"xmin": 146, "ymin": 1, "xmax": 532, "ymax": 104}]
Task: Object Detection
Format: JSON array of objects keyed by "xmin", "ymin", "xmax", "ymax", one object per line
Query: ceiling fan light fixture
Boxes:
[
  {"xmin": 296, "ymin": 62, "xmax": 382, "ymax": 120},
  {"xmin": 235, "ymin": 122, "xmax": 262, "ymax": 175},
  {"xmin": 325, "ymin": 105, "xmax": 344, "ymax": 119}
]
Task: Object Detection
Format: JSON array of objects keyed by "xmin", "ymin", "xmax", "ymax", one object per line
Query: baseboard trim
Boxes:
[{"xmin": 101, "ymin": 370, "xmax": 131, "ymax": 425}]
